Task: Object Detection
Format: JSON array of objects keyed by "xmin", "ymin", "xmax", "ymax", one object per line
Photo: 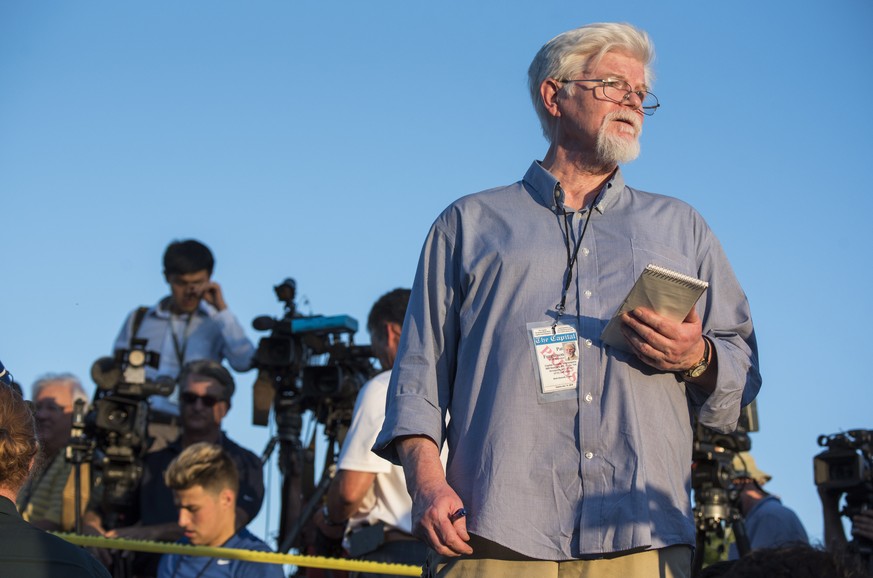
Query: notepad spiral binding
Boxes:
[{"xmin": 644, "ymin": 264, "xmax": 709, "ymax": 290}]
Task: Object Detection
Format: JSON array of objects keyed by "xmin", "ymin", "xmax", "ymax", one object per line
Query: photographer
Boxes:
[
  {"xmin": 315, "ymin": 289, "xmax": 441, "ymax": 577},
  {"xmin": 113, "ymin": 239, "xmax": 255, "ymax": 449},
  {"xmin": 727, "ymin": 452, "xmax": 808, "ymax": 559},
  {"xmin": 84, "ymin": 360, "xmax": 264, "ymax": 577},
  {"xmin": 815, "ymin": 429, "xmax": 873, "ymax": 562},
  {"xmin": 17, "ymin": 373, "xmax": 91, "ymax": 531}
]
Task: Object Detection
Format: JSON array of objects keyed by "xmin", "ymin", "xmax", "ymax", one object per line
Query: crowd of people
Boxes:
[{"xmin": 1, "ymin": 20, "xmax": 871, "ymax": 578}]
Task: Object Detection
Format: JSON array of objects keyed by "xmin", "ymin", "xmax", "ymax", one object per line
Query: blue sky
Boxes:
[{"xmin": 2, "ymin": 0, "xmax": 872, "ymax": 549}]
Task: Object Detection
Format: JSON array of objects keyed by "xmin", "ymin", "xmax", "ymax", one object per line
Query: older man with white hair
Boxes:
[
  {"xmin": 17, "ymin": 372, "xmax": 90, "ymax": 531},
  {"xmin": 375, "ymin": 22, "xmax": 761, "ymax": 578}
]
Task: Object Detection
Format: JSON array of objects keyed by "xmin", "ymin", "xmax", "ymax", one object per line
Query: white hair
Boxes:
[
  {"xmin": 528, "ymin": 22, "xmax": 655, "ymax": 143},
  {"xmin": 31, "ymin": 373, "xmax": 88, "ymax": 406}
]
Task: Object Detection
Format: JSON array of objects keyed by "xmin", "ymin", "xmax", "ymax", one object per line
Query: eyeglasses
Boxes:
[
  {"xmin": 34, "ymin": 400, "xmax": 68, "ymax": 414},
  {"xmin": 558, "ymin": 78, "xmax": 660, "ymax": 116},
  {"xmin": 181, "ymin": 392, "xmax": 223, "ymax": 407},
  {"xmin": 169, "ymin": 278, "xmax": 209, "ymax": 291}
]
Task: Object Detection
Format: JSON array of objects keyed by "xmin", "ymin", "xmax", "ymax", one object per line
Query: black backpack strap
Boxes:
[{"xmin": 130, "ymin": 306, "xmax": 150, "ymax": 343}]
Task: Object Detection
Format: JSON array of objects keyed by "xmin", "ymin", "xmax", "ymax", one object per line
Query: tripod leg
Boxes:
[
  {"xmin": 279, "ymin": 468, "xmax": 335, "ymax": 554},
  {"xmin": 278, "ymin": 457, "xmax": 304, "ymax": 552},
  {"xmin": 691, "ymin": 530, "xmax": 706, "ymax": 577}
]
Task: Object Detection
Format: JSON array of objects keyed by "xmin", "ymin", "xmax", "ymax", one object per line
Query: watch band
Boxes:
[{"xmin": 682, "ymin": 336, "xmax": 711, "ymax": 379}]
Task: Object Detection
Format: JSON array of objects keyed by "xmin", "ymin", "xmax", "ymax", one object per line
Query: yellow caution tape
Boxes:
[{"xmin": 53, "ymin": 533, "xmax": 422, "ymax": 576}]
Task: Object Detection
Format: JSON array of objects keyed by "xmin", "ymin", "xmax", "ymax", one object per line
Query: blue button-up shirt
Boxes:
[
  {"xmin": 375, "ymin": 161, "xmax": 761, "ymax": 559},
  {"xmin": 114, "ymin": 298, "xmax": 255, "ymax": 414}
]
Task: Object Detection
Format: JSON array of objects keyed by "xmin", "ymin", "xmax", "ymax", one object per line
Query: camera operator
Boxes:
[
  {"xmin": 83, "ymin": 360, "xmax": 264, "ymax": 578},
  {"xmin": 17, "ymin": 373, "xmax": 91, "ymax": 532},
  {"xmin": 820, "ymin": 485, "xmax": 873, "ymax": 550},
  {"xmin": 113, "ymin": 239, "xmax": 255, "ymax": 450},
  {"xmin": 315, "ymin": 289, "xmax": 443, "ymax": 577},
  {"xmin": 727, "ymin": 452, "xmax": 808, "ymax": 559}
]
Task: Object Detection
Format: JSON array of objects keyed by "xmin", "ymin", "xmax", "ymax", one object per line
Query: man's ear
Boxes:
[
  {"xmin": 386, "ymin": 322, "xmax": 403, "ymax": 351},
  {"xmin": 540, "ymin": 78, "xmax": 563, "ymax": 118},
  {"xmin": 220, "ymin": 488, "xmax": 235, "ymax": 508}
]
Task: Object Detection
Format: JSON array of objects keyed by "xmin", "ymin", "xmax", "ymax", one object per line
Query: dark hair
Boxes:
[
  {"xmin": 163, "ymin": 239, "xmax": 215, "ymax": 276},
  {"xmin": 178, "ymin": 359, "xmax": 235, "ymax": 402},
  {"xmin": 367, "ymin": 288, "xmax": 411, "ymax": 345},
  {"xmin": 0, "ymin": 384, "xmax": 39, "ymax": 492},
  {"xmin": 722, "ymin": 544, "xmax": 867, "ymax": 578}
]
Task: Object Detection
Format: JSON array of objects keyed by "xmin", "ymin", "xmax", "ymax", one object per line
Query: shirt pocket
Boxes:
[{"xmin": 630, "ymin": 238, "xmax": 697, "ymax": 280}]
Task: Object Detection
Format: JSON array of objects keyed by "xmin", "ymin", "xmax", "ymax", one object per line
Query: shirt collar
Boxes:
[{"xmin": 523, "ymin": 160, "xmax": 625, "ymax": 214}]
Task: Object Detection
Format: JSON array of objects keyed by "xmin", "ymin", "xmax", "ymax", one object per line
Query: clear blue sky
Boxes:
[{"xmin": 2, "ymin": 0, "xmax": 871, "ymax": 549}]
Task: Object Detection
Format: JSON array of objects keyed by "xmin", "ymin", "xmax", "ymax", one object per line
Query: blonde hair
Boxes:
[
  {"xmin": 164, "ymin": 442, "xmax": 239, "ymax": 495},
  {"xmin": 0, "ymin": 385, "xmax": 39, "ymax": 492}
]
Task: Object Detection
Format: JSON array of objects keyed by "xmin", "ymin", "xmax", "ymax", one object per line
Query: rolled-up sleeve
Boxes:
[{"xmin": 374, "ymin": 214, "xmax": 460, "ymax": 464}]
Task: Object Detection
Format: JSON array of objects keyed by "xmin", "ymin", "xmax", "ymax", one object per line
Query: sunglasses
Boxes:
[{"xmin": 180, "ymin": 392, "xmax": 224, "ymax": 407}]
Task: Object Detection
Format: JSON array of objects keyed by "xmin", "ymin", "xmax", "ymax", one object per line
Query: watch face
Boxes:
[{"xmin": 687, "ymin": 363, "xmax": 707, "ymax": 378}]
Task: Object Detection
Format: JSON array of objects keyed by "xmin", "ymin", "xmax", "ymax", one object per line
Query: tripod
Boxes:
[
  {"xmin": 691, "ymin": 484, "xmax": 749, "ymax": 576},
  {"xmin": 260, "ymin": 393, "xmax": 349, "ymax": 557}
]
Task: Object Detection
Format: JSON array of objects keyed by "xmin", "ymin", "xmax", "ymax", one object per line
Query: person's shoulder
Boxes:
[
  {"xmin": 232, "ymin": 527, "xmax": 274, "ymax": 553},
  {"xmin": 144, "ymin": 440, "xmax": 182, "ymax": 465},
  {"xmin": 0, "ymin": 526, "xmax": 111, "ymax": 578},
  {"xmin": 220, "ymin": 433, "xmax": 260, "ymax": 464},
  {"xmin": 623, "ymin": 184, "xmax": 705, "ymax": 218},
  {"xmin": 360, "ymin": 369, "xmax": 392, "ymax": 396},
  {"xmin": 452, "ymin": 179, "xmax": 528, "ymax": 208}
]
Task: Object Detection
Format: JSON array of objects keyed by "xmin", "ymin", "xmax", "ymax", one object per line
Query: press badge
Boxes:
[{"xmin": 528, "ymin": 322, "xmax": 579, "ymax": 394}]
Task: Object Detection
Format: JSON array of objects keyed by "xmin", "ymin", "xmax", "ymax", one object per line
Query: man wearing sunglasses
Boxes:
[{"xmin": 84, "ymin": 360, "xmax": 264, "ymax": 577}]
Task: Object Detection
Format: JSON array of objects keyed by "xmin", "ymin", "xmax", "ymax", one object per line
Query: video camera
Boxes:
[
  {"xmin": 692, "ymin": 424, "xmax": 752, "ymax": 529},
  {"xmin": 815, "ymin": 430, "xmax": 873, "ymax": 518},
  {"xmin": 250, "ymin": 278, "xmax": 375, "ymax": 437},
  {"xmin": 89, "ymin": 339, "xmax": 174, "ymax": 450},
  {"xmin": 76, "ymin": 339, "xmax": 175, "ymax": 527},
  {"xmin": 689, "ymin": 402, "xmax": 759, "ymax": 570},
  {"xmin": 249, "ymin": 278, "xmax": 377, "ymax": 553}
]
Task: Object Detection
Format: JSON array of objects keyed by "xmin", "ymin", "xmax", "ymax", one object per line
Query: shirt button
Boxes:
[
  {"xmin": 584, "ymin": 393, "xmax": 593, "ymax": 404},
  {"xmin": 584, "ymin": 339, "xmax": 593, "ymax": 348},
  {"xmin": 584, "ymin": 451, "xmax": 594, "ymax": 460},
  {"xmin": 584, "ymin": 290, "xmax": 592, "ymax": 299},
  {"xmin": 581, "ymin": 248, "xmax": 590, "ymax": 256}
]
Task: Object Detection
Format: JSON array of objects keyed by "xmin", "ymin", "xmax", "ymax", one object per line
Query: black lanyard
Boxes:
[
  {"xmin": 170, "ymin": 311, "xmax": 196, "ymax": 367},
  {"xmin": 553, "ymin": 184, "xmax": 603, "ymax": 328}
]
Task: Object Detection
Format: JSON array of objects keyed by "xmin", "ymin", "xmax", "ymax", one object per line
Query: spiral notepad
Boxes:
[{"xmin": 601, "ymin": 264, "xmax": 709, "ymax": 352}]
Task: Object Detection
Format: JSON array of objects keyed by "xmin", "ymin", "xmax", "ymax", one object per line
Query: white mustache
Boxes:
[{"xmin": 604, "ymin": 111, "xmax": 642, "ymax": 136}]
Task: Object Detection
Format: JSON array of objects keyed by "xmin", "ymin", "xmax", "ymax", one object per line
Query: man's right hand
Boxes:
[
  {"xmin": 397, "ymin": 436, "xmax": 473, "ymax": 557},
  {"xmin": 410, "ymin": 478, "xmax": 472, "ymax": 557}
]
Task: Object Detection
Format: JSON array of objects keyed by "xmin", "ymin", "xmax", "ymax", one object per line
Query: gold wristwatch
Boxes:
[{"xmin": 682, "ymin": 337, "xmax": 711, "ymax": 379}]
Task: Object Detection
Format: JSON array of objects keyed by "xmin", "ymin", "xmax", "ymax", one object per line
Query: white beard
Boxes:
[{"xmin": 595, "ymin": 111, "xmax": 642, "ymax": 165}]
